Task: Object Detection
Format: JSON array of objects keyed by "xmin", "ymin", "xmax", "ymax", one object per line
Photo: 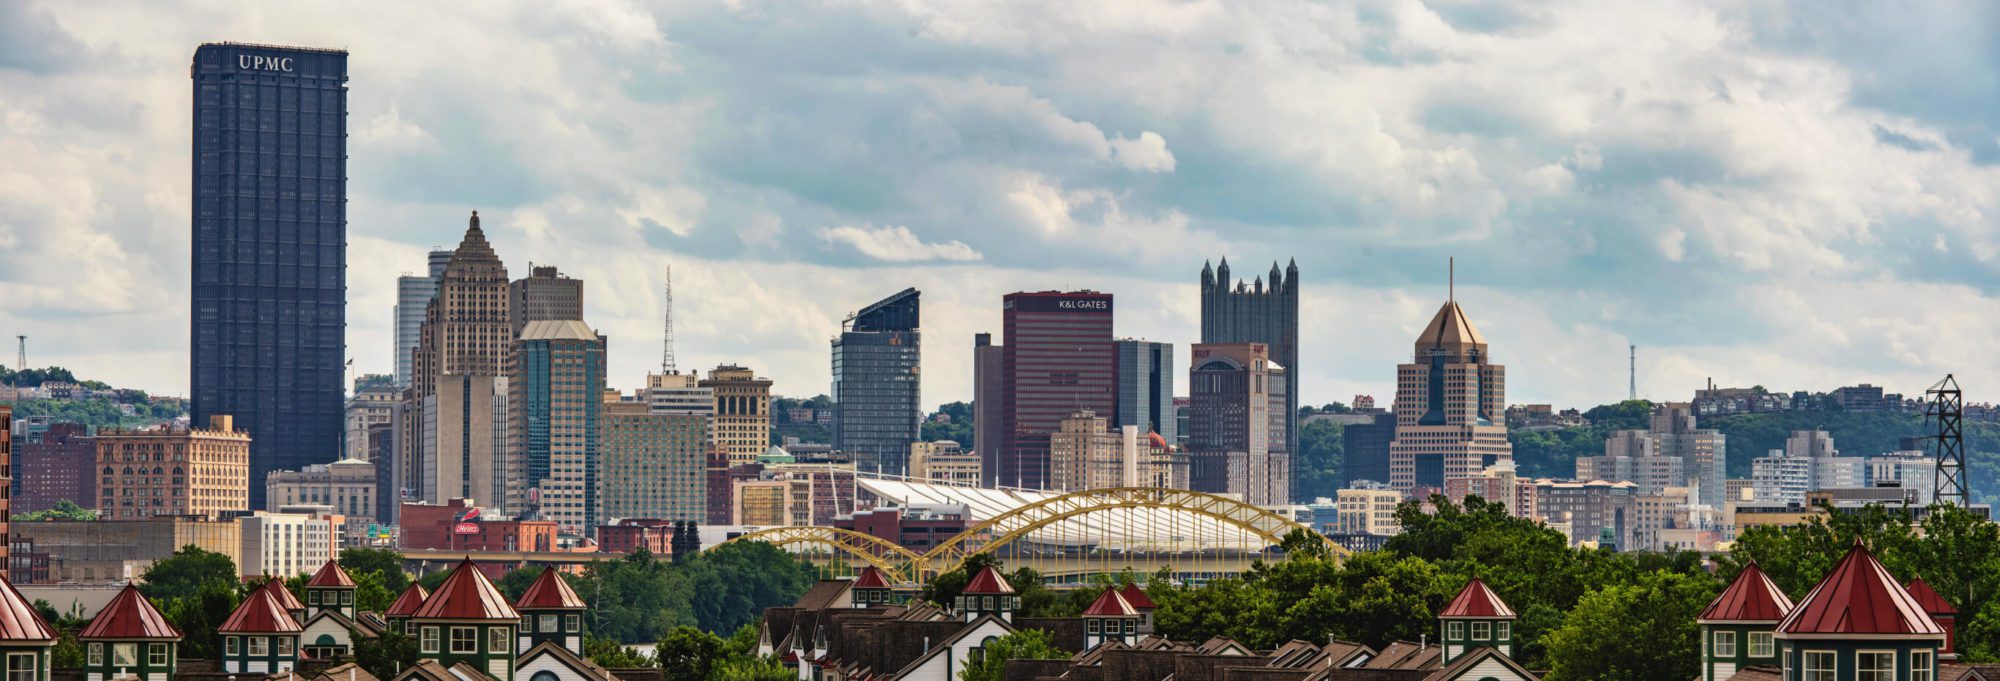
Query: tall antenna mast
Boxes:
[
  {"xmin": 1448, "ymin": 257, "xmax": 1454, "ymax": 304},
  {"xmin": 1629, "ymin": 345, "xmax": 1637, "ymax": 401},
  {"xmin": 661, "ymin": 265, "xmax": 677, "ymax": 374},
  {"xmin": 14, "ymin": 335, "xmax": 23, "ymax": 372}
]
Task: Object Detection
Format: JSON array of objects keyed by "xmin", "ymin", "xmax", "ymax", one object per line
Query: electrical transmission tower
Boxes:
[
  {"xmin": 661, "ymin": 265, "xmax": 677, "ymax": 374},
  {"xmin": 1926, "ymin": 374, "xmax": 1967, "ymax": 506}
]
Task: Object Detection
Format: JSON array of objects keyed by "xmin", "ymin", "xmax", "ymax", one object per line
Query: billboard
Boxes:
[{"xmin": 454, "ymin": 523, "xmax": 479, "ymax": 535}]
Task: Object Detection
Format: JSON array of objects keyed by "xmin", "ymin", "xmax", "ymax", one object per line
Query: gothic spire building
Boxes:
[{"xmin": 1199, "ymin": 258, "xmax": 1299, "ymax": 499}]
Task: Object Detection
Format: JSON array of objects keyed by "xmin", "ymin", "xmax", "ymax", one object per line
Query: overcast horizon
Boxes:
[{"xmin": 3, "ymin": 1, "xmax": 1998, "ymax": 412}]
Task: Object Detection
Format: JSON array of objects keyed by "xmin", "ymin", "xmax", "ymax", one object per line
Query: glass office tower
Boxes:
[
  {"xmin": 832, "ymin": 289, "xmax": 922, "ymax": 476},
  {"xmin": 190, "ymin": 43, "xmax": 349, "ymax": 509}
]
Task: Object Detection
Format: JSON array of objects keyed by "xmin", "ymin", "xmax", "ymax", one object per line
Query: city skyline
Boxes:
[{"xmin": 4, "ymin": 3, "xmax": 1998, "ymax": 414}]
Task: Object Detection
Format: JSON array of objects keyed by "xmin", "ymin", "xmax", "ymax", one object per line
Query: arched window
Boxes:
[
  {"xmin": 153, "ymin": 467, "xmax": 164, "ymax": 475},
  {"xmin": 123, "ymin": 467, "xmax": 133, "ymax": 475},
  {"xmin": 531, "ymin": 672, "xmax": 561, "ymax": 681},
  {"xmin": 103, "ymin": 467, "xmax": 114, "ymax": 475}
]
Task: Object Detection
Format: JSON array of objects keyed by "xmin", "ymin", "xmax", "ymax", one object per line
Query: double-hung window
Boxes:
[
  {"xmin": 6, "ymin": 653, "xmax": 34, "ymax": 681},
  {"xmin": 1856, "ymin": 651, "xmax": 1895, "ymax": 681},
  {"xmin": 1712, "ymin": 631, "xmax": 1736, "ymax": 658},
  {"xmin": 1912, "ymin": 649, "xmax": 1935, "ymax": 681},
  {"xmin": 420, "ymin": 626, "xmax": 440, "ymax": 653},
  {"xmin": 1749, "ymin": 632, "xmax": 1774, "ymax": 657},
  {"xmin": 450, "ymin": 627, "xmax": 477, "ymax": 654},
  {"xmin": 1803, "ymin": 650, "xmax": 1835, "ymax": 681},
  {"xmin": 1471, "ymin": 622, "xmax": 1490, "ymax": 641}
]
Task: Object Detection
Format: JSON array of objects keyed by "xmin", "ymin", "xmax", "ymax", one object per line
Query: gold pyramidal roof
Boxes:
[{"xmin": 1415, "ymin": 300, "xmax": 1488, "ymax": 358}]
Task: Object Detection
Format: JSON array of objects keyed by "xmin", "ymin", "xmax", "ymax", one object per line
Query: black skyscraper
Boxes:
[
  {"xmin": 833, "ymin": 289, "xmax": 922, "ymax": 475},
  {"xmin": 1200, "ymin": 258, "xmax": 1299, "ymax": 496},
  {"xmin": 190, "ymin": 43, "xmax": 348, "ymax": 509}
]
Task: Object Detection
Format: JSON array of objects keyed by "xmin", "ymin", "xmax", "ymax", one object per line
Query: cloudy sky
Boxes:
[{"xmin": 2, "ymin": 0, "xmax": 1997, "ymax": 411}]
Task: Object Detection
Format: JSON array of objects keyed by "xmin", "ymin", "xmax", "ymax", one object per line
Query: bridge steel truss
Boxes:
[{"xmin": 715, "ymin": 487, "xmax": 1347, "ymax": 586}]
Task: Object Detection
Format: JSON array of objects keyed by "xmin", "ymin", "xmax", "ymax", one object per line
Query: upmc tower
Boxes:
[
  {"xmin": 190, "ymin": 43, "xmax": 349, "ymax": 509},
  {"xmin": 998, "ymin": 291, "xmax": 1115, "ymax": 489}
]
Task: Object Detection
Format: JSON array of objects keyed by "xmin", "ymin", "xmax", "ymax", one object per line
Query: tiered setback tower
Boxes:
[
  {"xmin": 190, "ymin": 44, "xmax": 349, "ymax": 509},
  {"xmin": 1389, "ymin": 299, "xmax": 1512, "ymax": 493},
  {"xmin": 406, "ymin": 213, "xmax": 512, "ymax": 510},
  {"xmin": 1200, "ymin": 259, "xmax": 1299, "ymax": 499}
]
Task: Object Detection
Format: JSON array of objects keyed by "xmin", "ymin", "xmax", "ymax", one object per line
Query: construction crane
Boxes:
[{"xmin": 1923, "ymin": 374, "xmax": 1967, "ymax": 506}]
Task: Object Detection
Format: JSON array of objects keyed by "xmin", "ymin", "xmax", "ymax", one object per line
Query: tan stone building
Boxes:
[
  {"xmin": 1388, "ymin": 297, "xmax": 1512, "ymax": 493},
  {"xmin": 702, "ymin": 365, "xmax": 772, "ymax": 466},
  {"xmin": 1049, "ymin": 410, "xmax": 1128, "ymax": 492},
  {"xmin": 1336, "ymin": 487, "xmax": 1402, "ymax": 535},
  {"xmin": 908, "ymin": 441, "xmax": 981, "ymax": 487},
  {"xmin": 266, "ymin": 458, "xmax": 378, "ymax": 525},
  {"xmin": 96, "ymin": 415, "xmax": 250, "ymax": 519},
  {"xmin": 599, "ymin": 397, "xmax": 709, "ymax": 523},
  {"xmin": 11, "ymin": 516, "xmax": 240, "ymax": 584}
]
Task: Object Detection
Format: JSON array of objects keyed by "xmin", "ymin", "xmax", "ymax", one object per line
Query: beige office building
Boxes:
[
  {"xmin": 1388, "ymin": 297, "xmax": 1512, "ymax": 493},
  {"xmin": 702, "ymin": 365, "xmax": 773, "ymax": 466},
  {"xmin": 266, "ymin": 458, "xmax": 378, "ymax": 524},
  {"xmin": 96, "ymin": 415, "xmax": 250, "ymax": 519},
  {"xmin": 909, "ymin": 441, "xmax": 981, "ymax": 487},
  {"xmin": 1336, "ymin": 487, "xmax": 1402, "ymax": 536},
  {"xmin": 599, "ymin": 398, "xmax": 709, "ymax": 523},
  {"xmin": 1049, "ymin": 410, "xmax": 1130, "ymax": 492}
]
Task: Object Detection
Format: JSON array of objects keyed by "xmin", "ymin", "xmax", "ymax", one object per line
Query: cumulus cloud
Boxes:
[
  {"xmin": 2, "ymin": 0, "xmax": 1998, "ymax": 411},
  {"xmin": 820, "ymin": 224, "xmax": 983, "ymax": 262},
  {"xmin": 1110, "ymin": 131, "xmax": 1177, "ymax": 172}
]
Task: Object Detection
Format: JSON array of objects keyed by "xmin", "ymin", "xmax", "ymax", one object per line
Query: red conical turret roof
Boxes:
[
  {"xmin": 853, "ymin": 567, "xmax": 891, "ymax": 590},
  {"xmin": 412, "ymin": 559, "xmax": 519, "ymax": 621},
  {"xmin": 386, "ymin": 584, "xmax": 431, "ymax": 618},
  {"xmin": 1082, "ymin": 588, "xmax": 1137, "ymax": 617},
  {"xmin": 963, "ymin": 566, "xmax": 1014, "ymax": 595},
  {"xmin": 307, "ymin": 561, "xmax": 356, "ymax": 588},
  {"xmin": 220, "ymin": 586, "xmax": 303, "ymax": 634},
  {"xmin": 515, "ymin": 569, "xmax": 586, "ymax": 610},
  {"xmin": 1119, "ymin": 584, "xmax": 1156, "ymax": 610},
  {"xmin": 1904, "ymin": 578, "xmax": 1957, "ymax": 617},
  {"xmin": 0, "ymin": 576, "xmax": 55, "ymax": 642},
  {"xmin": 1439, "ymin": 578, "xmax": 1515, "ymax": 619},
  {"xmin": 1700, "ymin": 561, "xmax": 1795, "ymax": 623},
  {"xmin": 262, "ymin": 578, "xmax": 305, "ymax": 612},
  {"xmin": 80, "ymin": 586, "xmax": 182, "ymax": 640},
  {"xmin": 1778, "ymin": 541, "xmax": 1943, "ymax": 637}
]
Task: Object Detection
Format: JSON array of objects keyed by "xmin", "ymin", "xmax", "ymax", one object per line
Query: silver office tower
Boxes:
[
  {"xmin": 190, "ymin": 43, "xmax": 349, "ymax": 509},
  {"xmin": 832, "ymin": 289, "xmax": 921, "ymax": 476},
  {"xmin": 393, "ymin": 250, "xmax": 451, "ymax": 387},
  {"xmin": 1200, "ymin": 258, "xmax": 1299, "ymax": 499}
]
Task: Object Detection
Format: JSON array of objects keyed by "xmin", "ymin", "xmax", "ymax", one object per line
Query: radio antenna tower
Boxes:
[
  {"xmin": 1925, "ymin": 374, "xmax": 1967, "ymax": 505},
  {"xmin": 661, "ymin": 266, "xmax": 677, "ymax": 374},
  {"xmin": 1629, "ymin": 345, "xmax": 1637, "ymax": 401}
]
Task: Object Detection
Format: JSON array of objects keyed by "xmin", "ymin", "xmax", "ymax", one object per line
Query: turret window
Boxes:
[
  {"xmin": 420, "ymin": 627, "xmax": 440, "ymax": 653},
  {"xmin": 8, "ymin": 652, "xmax": 36, "ymax": 681},
  {"xmin": 249, "ymin": 637, "xmax": 268, "ymax": 656},
  {"xmin": 1856, "ymin": 651, "xmax": 1894, "ymax": 681},
  {"xmin": 1712, "ymin": 632, "xmax": 1735, "ymax": 657},
  {"xmin": 150, "ymin": 643, "xmax": 168, "ymax": 666},
  {"xmin": 1471, "ymin": 622, "xmax": 1490, "ymax": 640},
  {"xmin": 490, "ymin": 627, "xmax": 509, "ymax": 653},
  {"xmin": 450, "ymin": 627, "xmax": 477, "ymax": 653},
  {"xmin": 566, "ymin": 615, "xmax": 580, "ymax": 632},
  {"xmin": 226, "ymin": 637, "xmax": 239, "ymax": 655},
  {"xmin": 1446, "ymin": 622, "xmax": 1463, "ymax": 639},
  {"xmin": 1803, "ymin": 650, "xmax": 1834, "ymax": 681},
  {"xmin": 87, "ymin": 644, "xmax": 102, "ymax": 667},
  {"xmin": 1749, "ymin": 632, "xmax": 1773, "ymax": 657},
  {"xmin": 113, "ymin": 643, "xmax": 137, "ymax": 667},
  {"xmin": 278, "ymin": 637, "xmax": 293, "ymax": 656},
  {"xmin": 1496, "ymin": 622, "xmax": 1511, "ymax": 640},
  {"xmin": 1913, "ymin": 650, "xmax": 1934, "ymax": 681}
]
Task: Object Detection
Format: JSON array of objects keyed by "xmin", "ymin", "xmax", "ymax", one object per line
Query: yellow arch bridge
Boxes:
[{"xmin": 714, "ymin": 487, "xmax": 1346, "ymax": 587}]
